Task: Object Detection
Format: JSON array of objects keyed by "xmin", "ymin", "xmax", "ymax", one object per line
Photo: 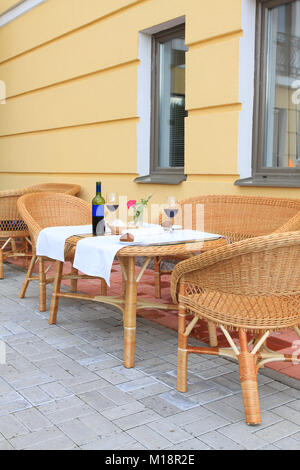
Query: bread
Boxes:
[{"xmin": 120, "ymin": 232, "xmax": 134, "ymax": 242}]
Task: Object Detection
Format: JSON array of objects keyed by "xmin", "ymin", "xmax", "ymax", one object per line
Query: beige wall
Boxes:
[
  {"xmin": 0, "ymin": 0, "xmax": 299, "ymax": 205},
  {"xmin": 0, "ymin": 0, "xmax": 19, "ymax": 15}
]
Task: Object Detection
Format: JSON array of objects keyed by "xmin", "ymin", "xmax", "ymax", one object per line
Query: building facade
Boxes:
[{"xmin": 0, "ymin": 0, "xmax": 299, "ymax": 208}]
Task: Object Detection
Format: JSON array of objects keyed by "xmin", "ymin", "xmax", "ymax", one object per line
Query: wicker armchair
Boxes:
[
  {"xmin": 156, "ymin": 195, "xmax": 300, "ymax": 346},
  {"xmin": 0, "ymin": 183, "xmax": 81, "ymax": 279},
  {"xmin": 17, "ymin": 191, "xmax": 91, "ymax": 312},
  {"xmin": 0, "ymin": 187, "xmax": 30, "ymax": 278},
  {"xmin": 171, "ymin": 231, "xmax": 300, "ymax": 425}
]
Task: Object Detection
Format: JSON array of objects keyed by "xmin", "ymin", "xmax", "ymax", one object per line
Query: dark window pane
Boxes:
[{"xmin": 264, "ymin": 0, "xmax": 300, "ymax": 169}]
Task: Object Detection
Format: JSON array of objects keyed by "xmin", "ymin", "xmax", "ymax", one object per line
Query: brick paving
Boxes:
[{"xmin": 0, "ymin": 263, "xmax": 300, "ymax": 450}]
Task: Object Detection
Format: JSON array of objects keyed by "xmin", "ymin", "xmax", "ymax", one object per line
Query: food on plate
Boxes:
[{"xmin": 120, "ymin": 232, "xmax": 134, "ymax": 242}]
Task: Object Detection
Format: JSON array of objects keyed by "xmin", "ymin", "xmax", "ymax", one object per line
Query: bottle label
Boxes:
[{"xmin": 92, "ymin": 205, "xmax": 104, "ymax": 217}]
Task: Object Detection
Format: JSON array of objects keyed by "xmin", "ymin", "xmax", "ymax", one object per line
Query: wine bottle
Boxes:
[{"xmin": 92, "ymin": 181, "xmax": 105, "ymax": 236}]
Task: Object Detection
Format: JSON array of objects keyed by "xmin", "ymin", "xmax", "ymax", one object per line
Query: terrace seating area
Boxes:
[{"xmin": 1, "ymin": 185, "xmax": 300, "ymax": 449}]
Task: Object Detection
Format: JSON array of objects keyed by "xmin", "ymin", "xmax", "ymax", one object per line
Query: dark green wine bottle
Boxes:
[{"xmin": 92, "ymin": 182, "xmax": 105, "ymax": 236}]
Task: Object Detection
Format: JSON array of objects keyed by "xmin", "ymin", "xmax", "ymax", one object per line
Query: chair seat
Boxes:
[{"xmin": 179, "ymin": 287, "xmax": 300, "ymax": 331}]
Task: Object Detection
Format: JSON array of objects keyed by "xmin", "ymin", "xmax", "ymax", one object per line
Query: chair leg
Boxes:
[
  {"xmin": 154, "ymin": 257, "xmax": 162, "ymax": 298},
  {"xmin": 11, "ymin": 239, "xmax": 17, "ymax": 258},
  {"xmin": 208, "ymin": 321, "xmax": 218, "ymax": 347},
  {"xmin": 38, "ymin": 257, "xmax": 47, "ymax": 312},
  {"xmin": 0, "ymin": 247, "xmax": 3, "ymax": 279},
  {"xmin": 101, "ymin": 279, "xmax": 107, "ymax": 296},
  {"xmin": 238, "ymin": 329, "xmax": 261, "ymax": 425},
  {"xmin": 49, "ymin": 261, "xmax": 63, "ymax": 325},
  {"xmin": 177, "ymin": 302, "xmax": 188, "ymax": 393},
  {"xmin": 19, "ymin": 254, "xmax": 37, "ymax": 298},
  {"xmin": 70, "ymin": 267, "xmax": 78, "ymax": 293}
]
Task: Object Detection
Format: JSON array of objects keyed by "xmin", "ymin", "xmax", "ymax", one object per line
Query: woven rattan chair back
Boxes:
[
  {"xmin": 17, "ymin": 192, "xmax": 91, "ymax": 247},
  {"xmin": 166, "ymin": 195, "xmax": 300, "ymax": 242},
  {"xmin": 0, "ymin": 188, "xmax": 28, "ymax": 238},
  {"xmin": 25, "ymin": 183, "xmax": 81, "ymax": 196}
]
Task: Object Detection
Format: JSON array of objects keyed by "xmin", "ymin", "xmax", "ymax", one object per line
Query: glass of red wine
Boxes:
[
  {"xmin": 163, "ymin": 196, "xmax": 179, "ymax": 232},
  {"xmin": 106, "ymin": 192, "xmax": 119, "ymax": 225}
]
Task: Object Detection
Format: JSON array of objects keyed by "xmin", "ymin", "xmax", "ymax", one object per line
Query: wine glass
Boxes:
[
  {"xmin": 163, "ymin": 196, "xmax": 179, "ymax": 232},
  {"xmin": 106, "ymin": 192, "xmax": 119, "ymax": 213},
  {"xmin": 106, "ymin": 193, "xmax": 119, "ymax": 226}
]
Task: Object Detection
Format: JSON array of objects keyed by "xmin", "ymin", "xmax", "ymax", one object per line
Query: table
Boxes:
[{"xmin": 49, "ymin": 235, "xmax": 227, "ymax": 368}]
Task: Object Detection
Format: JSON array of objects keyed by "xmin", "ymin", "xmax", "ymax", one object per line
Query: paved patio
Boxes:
[{"xmin": 1, "ymin": 263, "xmax": 300, "ymax": 450}]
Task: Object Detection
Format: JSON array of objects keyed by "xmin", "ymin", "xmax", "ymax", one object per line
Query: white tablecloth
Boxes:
[
  {"xmin": 36, "ymin": 225, "xmax": 224, "ymax": 286},
  {"xmin": 36, "ymin": 225, "xmax": 92, "ymax": 262}
]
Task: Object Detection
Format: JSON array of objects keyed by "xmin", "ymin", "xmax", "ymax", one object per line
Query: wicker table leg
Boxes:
[
  {"xmin": 123, "ymin": 256, "xmax": 137, "ymax": 368},
  {"xmin": 49, "ymin": 261, "xmax": 63, "ymax": 325},
  {"xmin": 154, "ymin": 257, "xmax": 161, "ymax": 298}
]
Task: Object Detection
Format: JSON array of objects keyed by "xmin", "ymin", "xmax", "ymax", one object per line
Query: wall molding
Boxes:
[{"xmin": 0, "ymin": 0, "xmax": 46, "ymax": 28}]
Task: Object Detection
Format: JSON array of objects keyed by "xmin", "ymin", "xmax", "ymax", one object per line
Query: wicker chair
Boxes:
[
  {"xmin": 17, "ymin": 191, "xmax": 91, "ymax": 312},
  {"xmin": 0, "ymin": 187, "xmax": 30, "ymax": 279},
  {"xmin": 156, "ymin": 195, "xmax": 300, "ymax": 346},
  {"xmin": 0, "ymin": 183, "xmax": 81, "ymax": 279},
  {"xmin": 171, "ymin": 231, "xmax": 300, "ymax": 425}
]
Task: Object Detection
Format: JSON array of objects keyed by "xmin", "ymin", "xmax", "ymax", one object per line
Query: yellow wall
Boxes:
[
  {"xmin": 0, "ymin": 0, "xmax": 299, "ymax": 205},
  {"xmin": 0, "ymin": 0, "xmax": 19, "ymax": 15}
]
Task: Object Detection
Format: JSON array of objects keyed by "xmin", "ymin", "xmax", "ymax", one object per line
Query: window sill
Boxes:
[
  {"xmin": 235, "ymin": 176, "xmax": 300, "ymax": 188},
  {"xmin": 134, "ymin": 174, "xmax": 187, "ymax": 185}
]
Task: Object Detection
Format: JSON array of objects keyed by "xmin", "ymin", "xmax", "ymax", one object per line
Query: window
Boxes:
[
  {"xmin": 136, "ymin": 24, "xmax": 187, "ymax": 184},
  {"xmin": 252, "ymin": 0, "xmax": 300, "ymax": 185}
]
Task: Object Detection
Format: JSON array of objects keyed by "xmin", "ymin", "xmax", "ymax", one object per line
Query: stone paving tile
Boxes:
[
  {"xmin": 80, "ymin": 433, "xmax": 136, "ymax": 450},
  {"xmin": 181, "ymin": 413, "xmax": 231, "ymax": 437},
  {"xmin": 2, "ymin": 263, "xmax": 300, "ymax": 450},
  {"xmin": 218, "ymin": 423, "xmax": 269, "ymax": 450},
  {"xmin": 165, "ymin": 439, "xmax": 212, "ymax": 451},
  {"xmin": 199, "ymin": 430, "xmax": 246, "ymax": 450},
  {"xmin": 101, "ymin": 402, "xmax": 146, "ymax": 421},
  {"xmin": 77, "ymin": 390, "xmax": 116, "ymax": 412},
  {"xmin": 13, "ymin": 408, "xmax": 52, "ymax": 432},
  {"xmin": 79, "ymin": 413, "xmax": 121, "ymax": 438},
  {"xmin": 254, "ymin": 420, "xmax": 299, "ymax": 443},
  {"xmin": 126, "ymin": 382, "xmax": 171, "ymax": 400},
  {"xmin": 43, "ymin": 404, "xmax": 95, "ymax": 426},
  {"xmin": 24, "ymin": 435, "xmax": 77, "ymax": 450},
  {"xmin": 0, "ymin": 398, "xmax": 32, "ymax": 416},
  {"xmin": 271, "ymin": 404, "xmax": 300, "ymax": 425},
  {"xmin": 126, "ymin": 425, "xmax": 171, "ymax": 449},
  {"xmin": 57, "ymin": 419, "xmax": 100, "ymax": 446},
  {"xmin": 113, "ymin": 409, "xmax": 161, "ymax": 431},
  {"xmin": 203, "ymin": 400, "xmax": 244, "ymax": 423},
  {"xmin": 9, "ymin": 426, "xmax": 71, "ymax": 450},
  {"xmin": 40, "ymin": 382, "xmax": 73, "ymax": 400},
  {"xmin": 140, "ymin": 395, "xmax": 183, "ymax": 418},
  {"xmin": 148, "ymin": 419, "xmax": 192, "ymax": 444},
  {"xmin": 274, "ymin": 436, "xmax": 300, "ymax": 450},
  {"xmin": 158, "ymin": 391, "xmax": 199, "ymax": 411},
  {"xmin": 0, "ymin": 414, "xmax": 28, "ymax": 440}
]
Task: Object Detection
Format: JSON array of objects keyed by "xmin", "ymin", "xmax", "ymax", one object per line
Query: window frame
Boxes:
[
  {"xmin": 150, "ymin": 24, "xmax": 187, "ymax": 178},
  {"xmin": 252, "ymin": 0, "xmax": 300, "ymax": 182}
]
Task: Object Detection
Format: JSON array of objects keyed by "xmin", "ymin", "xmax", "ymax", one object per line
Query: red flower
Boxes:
[{"xmin": 127, "ymin": 200, "xmax": 136, "ymax": 210}]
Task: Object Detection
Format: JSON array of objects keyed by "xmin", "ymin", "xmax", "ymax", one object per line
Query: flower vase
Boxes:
[{"xmin": 133, "ymin": 208, "xmax": 144, "ymax": 227}]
